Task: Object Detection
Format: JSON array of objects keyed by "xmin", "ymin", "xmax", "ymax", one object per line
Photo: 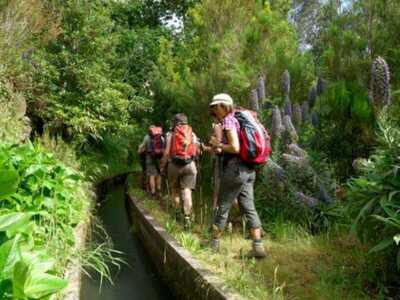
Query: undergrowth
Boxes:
[
  {"xmin": 0, "ymin": 138, "xmax": 121, "ymax": 299},
  {"xmin": 128, "ymin": 185, "xmax": 371, "ymax": 300}
]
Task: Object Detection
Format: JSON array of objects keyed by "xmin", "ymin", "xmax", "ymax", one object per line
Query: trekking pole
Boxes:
[
  {"xmin": 198, "ymin": 155, "xmax": 203, "ymax": 227},
  {"xmin": 165, "ymin": 176, "xmax": 170, "ymax": 215},
  {"xmin": 199, "ymin": 157, "xmax": 203, "ymax": 228}
]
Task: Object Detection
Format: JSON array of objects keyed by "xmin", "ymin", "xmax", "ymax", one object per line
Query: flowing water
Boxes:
[{"xmin": 80, "ymin": 182, "xmax": 172, "ymax": 300}]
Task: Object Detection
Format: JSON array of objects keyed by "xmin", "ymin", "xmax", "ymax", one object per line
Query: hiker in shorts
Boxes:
[
  {"xmin": 160, "ymin": 113, "xmax": 198, "ymax": 231},
  {"xmin": 139, "ymin": 125, "xmax": 165, "ymax": 198},
  {"xmin": 208, "ymin": 93, "xmax": 267, "ymax": 258}
]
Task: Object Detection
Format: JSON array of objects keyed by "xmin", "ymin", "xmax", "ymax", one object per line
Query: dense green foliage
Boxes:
[
  {"xmin": 29, "ymin": 1, "xmax": 140, "ymax": 145},
  {"xmin": 153, "ymin": 0, "xmax": 314, "ymax": 135},
  {"xmin": 347, "ymin": 110, "xmax": 400, "ymax": 279},
  {"xmin": 311, "ymin": 81, "xmax": 375, "ymax": 178},
  {"xmin": 0, "ymin": 142, "xmax": 90, "ymax": 299}
]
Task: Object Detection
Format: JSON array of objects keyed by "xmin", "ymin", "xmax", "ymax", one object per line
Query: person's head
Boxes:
[
  {"xmin": 148, "ymin": 125, "xmax": 155, "ymax": 133},
  {"xmin": 172, "ymin": 113, "xmax": 188, "ymax": 127},
  {"xmin": 209, "ymin": 93, "xmax": 234, "ymax": 121}
]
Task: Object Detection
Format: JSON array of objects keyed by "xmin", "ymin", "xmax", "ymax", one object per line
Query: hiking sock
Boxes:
[
  {"xmin": 211, "ymin": 239, "xmax": 220, "ymax": 252},
  {"xmin": 184, "ymin": 215, "xmax": 191, "ymax": 231}
]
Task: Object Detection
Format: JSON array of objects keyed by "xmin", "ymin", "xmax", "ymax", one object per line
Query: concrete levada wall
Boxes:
[
  {"xmin": 127, "ymin": 194, "xmax": 245, "ymax": 300},
  {"xmin": 62, "ymin": 218, "xmax": 91, "ymax": 300}
]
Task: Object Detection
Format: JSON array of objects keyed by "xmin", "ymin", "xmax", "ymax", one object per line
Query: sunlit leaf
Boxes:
[
  {"xmin": 12, "ymin": 260, "xmax": 29, "ymax": 299},
  {"xmin": 0, "ymin": 212, "xmax": 33, "ymax": 232},
  {"xmin": 0, "ymin": 168, "xmax": 20, "ymax": 200},
  {"xmin": 0, "ymin": 236, "xmax": 21, "ymax": 280},
  {"xmin": 24, "ymin": 270, "xmax": 68, "ymax": 299}
]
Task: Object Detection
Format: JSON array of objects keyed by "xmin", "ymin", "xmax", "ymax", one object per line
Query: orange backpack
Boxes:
[{"xmin": 170, "ymin": 124, "xmax": 196, "ymax": 165}]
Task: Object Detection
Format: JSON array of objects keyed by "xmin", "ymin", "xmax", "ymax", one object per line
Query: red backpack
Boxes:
[
  {"xmin": 148, "ymin": 127, "xmax": 165, "ymax": 158},
  {"xmin": 234, "ymin": 110, "xmax": 272, "ymax": 165},
  {"xmin": 170, "ymin": 124, "xmax": 196, "ymax": 165}
]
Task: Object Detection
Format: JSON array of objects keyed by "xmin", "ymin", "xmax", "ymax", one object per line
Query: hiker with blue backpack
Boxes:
[
  {"xmin": 208, "ymin": 93, "xmax": 271, "ymax": 258},
  {"xmin": 138, "ymin": 125, "xmax": 165, "ymax": 198}
]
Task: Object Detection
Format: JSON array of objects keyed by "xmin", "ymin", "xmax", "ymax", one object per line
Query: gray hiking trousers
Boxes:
[{"xmin": 213, "ymin": 157, "xmax": 262, "ymax": 230}]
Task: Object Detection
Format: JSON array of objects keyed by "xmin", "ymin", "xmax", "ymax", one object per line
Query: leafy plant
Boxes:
[
  {"xmin": 309, "ymin": 81, "xmax": 375, "ymax": 179},
  {"xmin": 0, "ymin": 141, "xmax": 92, "ymax": 299},
  {"xmin": 346, "ymin": 111, "xmax": 400, "ymax": 272}
]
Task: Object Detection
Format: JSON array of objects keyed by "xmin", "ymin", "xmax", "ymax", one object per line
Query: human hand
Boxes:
[
  {"xmin": 209, "ymin": 136, "xmax": 220, "ymax": 147},
  {"xmin": 214, "ymin": 147, "xmax": 222, "ymax": 154}
]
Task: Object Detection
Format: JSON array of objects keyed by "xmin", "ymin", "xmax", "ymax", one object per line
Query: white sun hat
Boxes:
[{"xmin": 209, "ymin": 93, "xmax": 233, "ymax": 106}]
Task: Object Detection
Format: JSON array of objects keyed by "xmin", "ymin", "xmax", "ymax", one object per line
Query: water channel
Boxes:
[{"xmin": 80, "ymin": 182, "xmax": 173, "ymax": 300}]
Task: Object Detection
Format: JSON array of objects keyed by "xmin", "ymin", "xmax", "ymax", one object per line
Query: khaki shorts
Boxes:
[
  {"xmin": 146, "ymin": 155, "xmax": 160, "ymax": 176},
  {"xmin": 168, "ymin": 160, "xmax": 197, "ymax": 190}
]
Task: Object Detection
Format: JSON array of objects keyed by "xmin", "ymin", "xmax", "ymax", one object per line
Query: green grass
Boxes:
[{"xmin": 128, "ymin": 186, "xmax": 372, "ymax": 300}]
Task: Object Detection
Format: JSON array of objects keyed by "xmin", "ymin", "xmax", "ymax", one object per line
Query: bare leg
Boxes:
[
  {"xmin": 182, "ymin": 188, "xmax": 193, "ymax": 231},
  {"xmin": 149, "ymin": 175, "xmax": 156, "ymax": 195},
  {"xmin": 171, "ymin": 188, "xmax": 181, "ymax": 221},
  {"xmin": 182, "ymin": 188, "xmax": 192, "ymax": 216},
  {"xmin": 171, "ymin": 189, "xmax": 180, "ymax": 209},
  {"xmin": 156, "ymin": 175, "xmax": 162, "ymax": 193}
]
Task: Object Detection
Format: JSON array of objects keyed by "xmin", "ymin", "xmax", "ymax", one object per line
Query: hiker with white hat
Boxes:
[{"xmin": 208, "ymin": 93, "xmax": 267, "ymax": 258}]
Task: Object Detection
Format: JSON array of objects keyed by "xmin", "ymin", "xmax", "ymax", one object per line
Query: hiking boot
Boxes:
[
  {"xmin": 246, "ymin": 240, "xmax": 267, "ymax": 259},
  {"xmin": 183, "ymin": 215, "xmax": 191, "ymax": 232},
  {"xmin": 211, "ymin": 239, "xmax": 220, "ymax": 253}
]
